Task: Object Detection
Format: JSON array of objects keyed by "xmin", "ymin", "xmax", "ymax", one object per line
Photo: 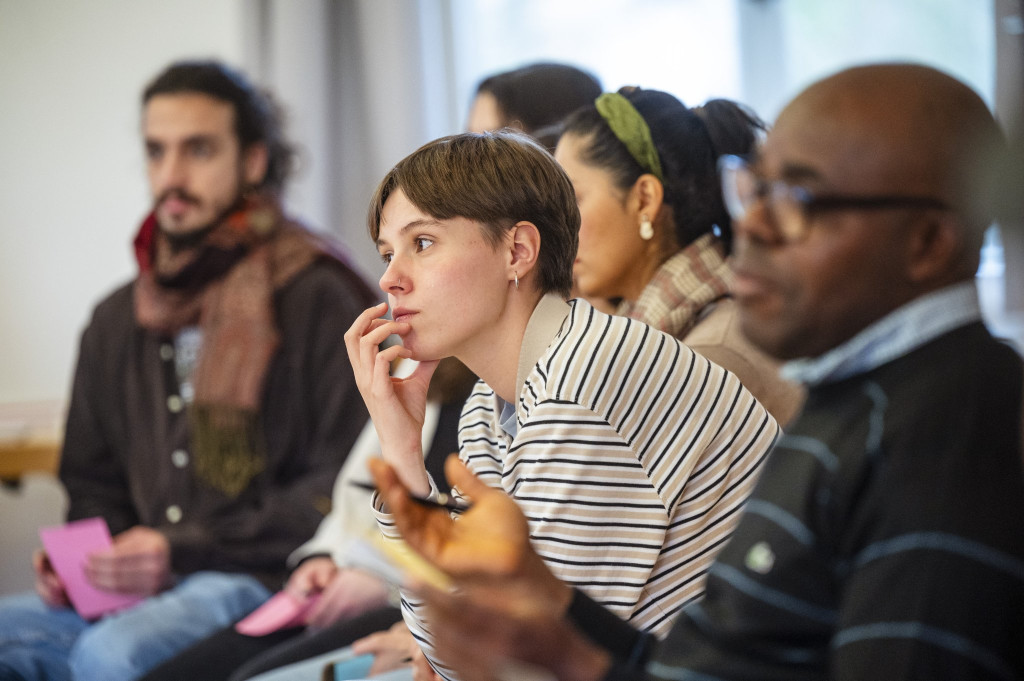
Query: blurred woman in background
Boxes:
[
  {"xmin": 466, "ymin": 61, "xmax": 601, "ymax": 149},
  {"xmin": 556, "ymin": 88, "xmax": 803, "ymax": 424}
]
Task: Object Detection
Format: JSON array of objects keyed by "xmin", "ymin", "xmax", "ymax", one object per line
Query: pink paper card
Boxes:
[
  {"xmin": 235, "ymin": 590, "xmax": 321, "ymax": 636},
  {"xmin": 39, "ymin": 517, "xmax": 144, "ymax": 620}
]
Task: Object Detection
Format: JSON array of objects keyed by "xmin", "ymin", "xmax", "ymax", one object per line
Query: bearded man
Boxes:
[{"xmin": 0, "ymin": 60, "xmax": 377, "ymax": 681}]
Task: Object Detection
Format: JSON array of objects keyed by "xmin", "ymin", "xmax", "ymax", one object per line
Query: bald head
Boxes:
[
  {"xmin": 731, "ymin": 64, "xmax": 1006, "ymax": 360},
  {"xmin": 776, "ymin": 64, "xmax": 1004, "ymax": 267}
]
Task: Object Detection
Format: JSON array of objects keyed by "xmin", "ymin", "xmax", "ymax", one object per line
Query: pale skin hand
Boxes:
[
  {"xmin": 343, "ymin": 302, "xmax": 439, "ymax": 495},
  {"xmin": 303, "ymin": 567, "xmax": 391, "ymax": 630},
  {"xmin": 33, "ymin": 550, "xmax": 69, "ymax": 608},
  {"xmin": 284, "ymin": 555, "xmax": 338, "ymax": 598},
  {"xmin": 284, "ymin": 557, "xmax": 390, "ymax": 628},
  {"xmin": 84, "ymin": 525, "xmax": 171, "ymax": 596},
  {"xmin": 351, "ymin": 619, "xmax": 423, "ymax": 676}
]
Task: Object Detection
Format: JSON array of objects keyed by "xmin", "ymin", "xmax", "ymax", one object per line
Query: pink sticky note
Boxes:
[
  {"xmin": 39, "ymin": 517, "xmax": 144, "ymax": 620},
  {"xmin": 235, "ymin": 590, "xmax": 321, "ymax": 636}
]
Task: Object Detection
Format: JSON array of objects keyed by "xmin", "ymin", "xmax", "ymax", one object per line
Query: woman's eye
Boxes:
[
  {"xmin": 415, "ymin": 237, "xmax": 434, "ymax": 252},
  {"xmin": 380, "ymin": 252, "xmax": 393, "ymax": 264}
]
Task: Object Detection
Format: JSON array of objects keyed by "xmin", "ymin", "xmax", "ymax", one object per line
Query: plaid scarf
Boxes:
[
  {"xmin": 616, "ymin": 233, "xmax": 733, "ymax": 339},
  {"xmin": 133, "ymin": 193, "xmax": 332, "ymax": 497}
]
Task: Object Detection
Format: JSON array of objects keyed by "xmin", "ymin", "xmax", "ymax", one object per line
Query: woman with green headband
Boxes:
[{"xmin": 556, "ymin": 88, "xmax": 803, "ymax": 424}]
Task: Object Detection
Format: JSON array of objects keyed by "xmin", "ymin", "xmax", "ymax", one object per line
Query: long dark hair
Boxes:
[{"xmin": 561, "ymin": 88, "xmax": 764, "ymax": 251}]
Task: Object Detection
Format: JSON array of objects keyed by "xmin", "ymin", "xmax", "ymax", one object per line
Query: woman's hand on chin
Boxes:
[{"xmin": 344, "ymin": 302, "xmax": 438, "ymax": 494}]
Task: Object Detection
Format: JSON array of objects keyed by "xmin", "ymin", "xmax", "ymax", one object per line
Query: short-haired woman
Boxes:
[{"xmin": 345, "ymin": 131, "xmax": 779, "ymax": 680}]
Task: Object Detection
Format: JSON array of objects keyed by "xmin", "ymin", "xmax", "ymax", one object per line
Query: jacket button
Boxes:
[
  {"xmin": 171, "ymin": 449, "xmax": 189, "ymax": 468},
  {"xmin": 165, "ymin": 505, "xmax": 183, "ymax": 524}
]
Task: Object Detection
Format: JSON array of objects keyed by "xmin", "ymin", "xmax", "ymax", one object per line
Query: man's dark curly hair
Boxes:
[{"xmin": 143, "ymin": 60, "xmax": 296, "ymax": 193}]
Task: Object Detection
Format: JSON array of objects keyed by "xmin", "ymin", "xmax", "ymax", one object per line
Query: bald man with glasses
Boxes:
[{"xmin": 366, "ymin": 63, "xmax": 1024, "ymax": 681}]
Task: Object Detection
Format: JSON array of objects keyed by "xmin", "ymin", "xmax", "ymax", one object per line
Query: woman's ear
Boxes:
[
  {"xmin": 629, "ymin": 174, "xmax": 665, "ymax": 219},
  {"xmin": 508, "ymin": 221, "xmax": 541, "ymax": 286}
]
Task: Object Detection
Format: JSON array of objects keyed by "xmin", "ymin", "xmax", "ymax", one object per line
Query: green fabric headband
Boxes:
[{"xmin": 595, "ymin": 92, "xmax": 663, "ymax": 182}]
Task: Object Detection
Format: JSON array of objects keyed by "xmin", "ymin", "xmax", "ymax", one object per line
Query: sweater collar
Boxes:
[
  {"xmin": 517, "ymin": 293, "xmax": 571, "ymax": 401},
  {"xmin": 494, "ymin": 293, "xmax": 570, "ymax": 439},
  {"xmin": 781, "ymin": 280, "xmax": 982, "ymax": 386}
]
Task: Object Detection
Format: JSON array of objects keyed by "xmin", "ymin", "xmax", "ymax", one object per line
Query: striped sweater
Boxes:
[{"xmin": 379, "ymin": 295, "xmax": 779, "ymax": 678}]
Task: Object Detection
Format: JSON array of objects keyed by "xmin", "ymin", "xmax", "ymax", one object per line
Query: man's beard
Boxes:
[{"xmin": 155, "ymin": 188, "xmax": 246, "ymax": 252}]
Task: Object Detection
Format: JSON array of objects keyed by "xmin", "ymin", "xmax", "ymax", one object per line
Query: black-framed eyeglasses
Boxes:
[{"xmin": 718, "ymin": 154, "xmax": 949, "ymax": 243}]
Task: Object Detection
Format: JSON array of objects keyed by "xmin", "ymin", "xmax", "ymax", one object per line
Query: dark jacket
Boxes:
[{"xmin": 60, "ymin": 259, "xmax": 377, "ymax": 589}]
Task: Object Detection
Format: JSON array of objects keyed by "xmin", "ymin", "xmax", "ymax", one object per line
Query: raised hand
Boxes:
[
  {"xmin": 344, "ymin": 302, "xmax": 438, "ymax": 494},
  {"xmin": 369, "ymin": 455, "xmax": 569, "ymax": 611},
  {"xmin": 85, "ymin": 525, "xmax": 171, "ymax": 596}
]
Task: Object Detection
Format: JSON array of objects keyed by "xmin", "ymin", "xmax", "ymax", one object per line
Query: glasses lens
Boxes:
[
  {"xmin": 769, "ymin": 184, "xmax": 809, "ymax": 242},
  {"xmin": 719, "ymin": 155, "xmax": 753, "ymax": 221}
]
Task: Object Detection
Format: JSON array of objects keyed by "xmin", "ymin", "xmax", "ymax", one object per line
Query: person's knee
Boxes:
[
  {"xmin": 0, "ymin": 593, "xmax": 84, "ymax": 681},
  {"xmin": 67, "ymin": 574, "xmax": 270, "ymax": 681},
  {"xmin": 68, "ymin": 622, "xmax": 146, "ymax": 681},
  {"xmin": 0, "ymin": 593, "xmax": 59, "ymax": 646},
  {"xmin": 172, "ymin": 572, "xmax": 271, "ymax": 621}
]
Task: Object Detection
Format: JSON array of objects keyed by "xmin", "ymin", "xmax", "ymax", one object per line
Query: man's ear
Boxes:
[
  {"xmin": 905, "ymin": 211, "xmax": 965, "ymax": 284},
  {"xmin": 242, "ymin": 143, "xmax": 269, "ymax": 187},
  {"xmin": 508, "ymin": 221, "xmax": 541, "ymax": 285}
]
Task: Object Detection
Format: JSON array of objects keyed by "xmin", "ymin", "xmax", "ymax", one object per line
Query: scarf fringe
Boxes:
[{"xmin": 190, "ymin": 404, "xmax": 267, "ymax": 499}]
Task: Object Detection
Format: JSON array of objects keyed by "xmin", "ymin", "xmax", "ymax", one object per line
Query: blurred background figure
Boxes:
[
  {"xmin": 0, "ymin": 59, "xmax": 377, "ymax": 681},
  {"xmin": 556, "ymin": 88, "xmax": 804, "ymax": 423},
  {"xmin": 466, "ymin": 61, "xmax": 602, "ymax": 149},
  {"xmin": 140, "ymin": 358, "xmax": 477, "ymax": 681}
]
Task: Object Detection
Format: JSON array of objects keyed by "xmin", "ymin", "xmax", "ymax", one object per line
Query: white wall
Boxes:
[{"xmin": 0, "ymin": 0, "xmax": 247, "ymax": 405}]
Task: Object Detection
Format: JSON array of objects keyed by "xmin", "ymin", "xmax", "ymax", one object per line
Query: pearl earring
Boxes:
[
  {"xmin": 639, "ymin": 214, "xmax": 654, "ymax": 241},
  {"xmin": 514, "ymin": 272, "xmax": 519, "ymax": 290}
]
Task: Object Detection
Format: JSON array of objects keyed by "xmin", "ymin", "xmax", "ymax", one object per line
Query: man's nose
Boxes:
[
  {"xmin": 733, "ymin": 197, "xmax": 780, "ymax": 246},
  {"xmin": 152, "ymin": 151, "xmax": 187, "ymax": 193}
]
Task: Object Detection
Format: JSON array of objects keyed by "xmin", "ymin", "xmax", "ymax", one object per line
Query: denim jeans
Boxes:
[
  {"xmin": 245, "ymin": 646, "xmax": 415, "ymax": 681},
  {"xmin": 0, "ymin": 571, "xmax": 271, "ymax": 681}
]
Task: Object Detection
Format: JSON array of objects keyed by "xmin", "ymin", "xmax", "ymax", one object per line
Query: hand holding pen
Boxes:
[
  {"xmin": 366, "ymin": 455, "xmax": 539, "ymax": 582},
  {"xmin": 349, "ymin": 479, "xmax": 470, "ymax": 513}
]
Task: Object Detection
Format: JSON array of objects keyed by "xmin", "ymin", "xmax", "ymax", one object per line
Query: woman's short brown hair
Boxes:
[{"xmin": 367, "ymin": 131, "xmax": 579, "ymax": 298}]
